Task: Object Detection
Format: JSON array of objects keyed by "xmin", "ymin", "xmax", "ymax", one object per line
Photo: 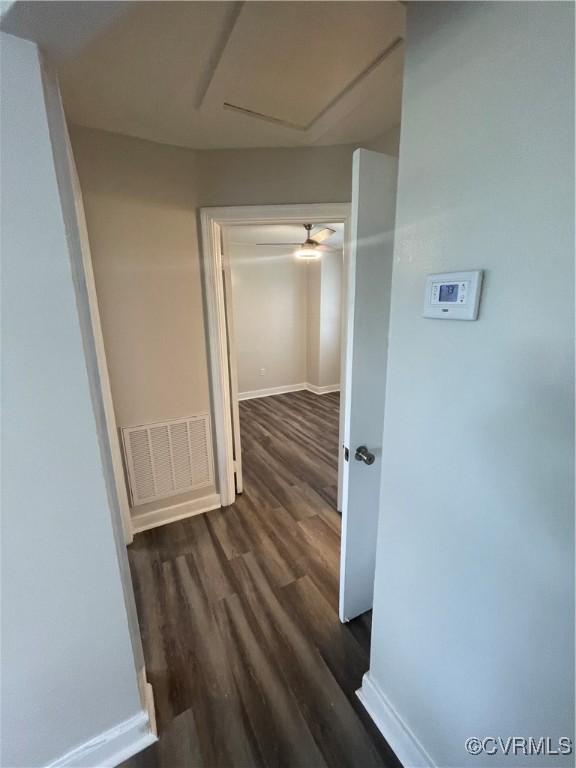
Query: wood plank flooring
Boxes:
[{"xmin": 123, "ymin": 391, "xmax": 399, "ymax": 768}]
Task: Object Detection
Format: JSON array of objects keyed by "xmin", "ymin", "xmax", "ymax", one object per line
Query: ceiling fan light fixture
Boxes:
[
  {"xmin": 294, "ymin": 244, "xmax": 321, "ymax": 260},
  {"xmin": 294, "ymin": 224, "xmax": 322, "ymax": 260}
]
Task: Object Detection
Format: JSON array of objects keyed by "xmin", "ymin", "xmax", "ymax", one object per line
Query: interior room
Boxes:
[
  {"xmin": 226, "ymin": 220, "xmax": 343, "ymax": 492},
  {"xmin": 3, "ymin": 2, "xmax": 574, "ymax": 768},
  {"xmin": 229, "ymin": 223, "xmax": 343, "ymax": 402}
]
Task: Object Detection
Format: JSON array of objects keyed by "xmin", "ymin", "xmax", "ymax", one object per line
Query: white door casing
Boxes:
[
  {"xmin": 221, "ymin": 228, "xmax": 244, "ymax": 494},
  {"xmin": 200, "ymin": 204, "xmax": 351, "ymax": 508}
]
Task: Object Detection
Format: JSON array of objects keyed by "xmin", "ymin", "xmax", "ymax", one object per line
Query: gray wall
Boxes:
[
  {"xmin": 1, "ymin": 33, "xmax": 143, "ymax": 767},
  {"xmin": 69, "ymin": 127, "xmax": 210, "ymax": 430},
  {"xmin": 368, "ymin": 3, "xmax": 574, "ymax": 766}
]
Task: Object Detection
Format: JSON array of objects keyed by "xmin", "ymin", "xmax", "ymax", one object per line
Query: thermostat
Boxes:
[{"xmin": 423, "ymin": 270, "xmax": 483, "ymax": 320}]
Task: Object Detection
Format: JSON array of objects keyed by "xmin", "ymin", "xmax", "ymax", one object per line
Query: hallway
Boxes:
[{"xmin": 124, "ymin": 391, "xmax": 398, "ymax": 767}]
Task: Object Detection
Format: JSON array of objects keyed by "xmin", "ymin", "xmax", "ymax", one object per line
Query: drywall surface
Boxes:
[
  {"xmin": 229, "ymin": 243, "xmax": 342, "ymax": 394},
  {"xmin": 364, "ymin": 123, "xmax": 401, "ymax": 157},
  {"xmin": 367, "ymin": 3, "xmax": 575, "ymax": 766},
  {"xmin": 1, "ymin": 33, "xmax": 142, "ymax": 767},
  {"xmin": 229, "ymin": 244, "xmax": 308, "ymax": 393},
  {"xmin": 306, "ymin": 260, "xmax": 322, "ymax": 387},
  {"xmin": 196, "ymin": 129, "xmax": 400, "ymax": 208},
  {"xmin": 307, "ymin": 253, "xmax": 343, "ymax": 388},
  {"xmin": 196, "ymin": 144, "xmax": 356, "ymax": 207},
  {"xmin": 318, "ymin": 251, "xmax": 343, "ymax": 387},
  {"xmin": 70, "ymin": 126, "xmax": 210, "ymax": 429}
]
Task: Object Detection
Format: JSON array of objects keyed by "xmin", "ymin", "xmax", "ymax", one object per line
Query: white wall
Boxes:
[
  {"xmin": 318, "ymin": 251, "xmax": 343, "ymax": 387},
  {"xmin": 306, "ymin": 260, "xmax": 322, "ymax": 388},
  {"xmin": 229, "ymin": 244, "xmax": 308, "ymax": 393},
  {"xmin": 307, "ymin": 253, "xmax": 343, "ymax": 388},
  {"xmin": 1, "ymin": 33, "xmax": 147, "ymax": 767},
  {"xmin": 229, "ymin": 243, "xmax": 342, "ymax": 394},
  {"xmin": 365, "ymin": 3, "xmax": 574, "ymax": 767}
]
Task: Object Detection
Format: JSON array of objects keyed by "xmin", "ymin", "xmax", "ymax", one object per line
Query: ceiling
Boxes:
[
  {"xmin": 227, "ymin": 223, "xmax": 344, "ymax": 250},
  {"xmin": 51, "ymin": 1, "xmax": 405, "ymax": 150}
]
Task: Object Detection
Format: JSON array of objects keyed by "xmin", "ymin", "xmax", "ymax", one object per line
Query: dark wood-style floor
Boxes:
[{"xmin": 123, "ymin": 391, "xmax": 399, "ymax": 768}]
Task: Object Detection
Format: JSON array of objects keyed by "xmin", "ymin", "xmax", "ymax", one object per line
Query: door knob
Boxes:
[{"xmin": 355, "ymin": 445, "xmax": 375, "ymax": 465}]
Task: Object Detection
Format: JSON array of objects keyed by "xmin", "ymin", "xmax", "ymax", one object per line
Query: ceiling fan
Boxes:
[{"xmin": 256, "ymin": 224, "xmax": 336, "ymax": 260}]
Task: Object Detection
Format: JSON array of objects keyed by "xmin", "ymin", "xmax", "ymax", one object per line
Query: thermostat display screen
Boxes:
[
  {"xmin": 439, "ymin": 284, "xmax": 459, "ymax": 302},
  {"xmin": 423, "ymin": 270, "xmax": 483, "ymax": 320}
]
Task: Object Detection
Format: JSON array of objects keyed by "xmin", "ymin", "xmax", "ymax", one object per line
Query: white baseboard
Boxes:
[
  {"xmin": 47, "ymin": 710, "xmax": 156, "ymax": 768},
  {"xmin": 238, "ymin": 382, "xmax": 308, "ymax": 401},
  {"xmin": 137, "ymin": 666, "xmax": 157, "ymax": 739},
  {"xmin": 305, "ymin": 382, "xmax": 340, "ymax": 395},
  {"xmin": 131, "ymin": 492, "xmax": 221, "ymax": 534},
  {"xmin": 357, "ymin": 673, "xmax": 436, "ymax": 768},
  {"xmin": 239, "ymin": 382, "xmax": 340, "ymax": 401}
]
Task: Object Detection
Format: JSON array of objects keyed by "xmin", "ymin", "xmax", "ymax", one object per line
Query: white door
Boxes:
[{"xmin": 339, "ymin": 149, "xmax": 398, "ymax": 622}]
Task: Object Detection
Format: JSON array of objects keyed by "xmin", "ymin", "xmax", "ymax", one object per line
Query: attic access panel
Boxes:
[{"xmin": 215, "ymin": 1, "xmax": 404, "ymax": 129}]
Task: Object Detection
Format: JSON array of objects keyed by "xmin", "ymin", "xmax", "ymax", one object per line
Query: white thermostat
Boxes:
[{"xmin": 423, "ymin": 270, "xmax": 483, "ymax": 320}]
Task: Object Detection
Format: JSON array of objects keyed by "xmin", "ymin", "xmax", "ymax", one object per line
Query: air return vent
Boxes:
[{"xmin": 122, "ymin": 414, "xmax": 214, "ymax": 506}]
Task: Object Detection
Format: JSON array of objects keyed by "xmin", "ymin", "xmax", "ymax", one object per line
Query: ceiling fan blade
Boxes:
[
  {"xmin": 317, "ymin": 244, "xmax": 336, "ymax": 252},
  {"xmin": 310, "ymin": 227, "xmax": 336, "ymax": 243}
]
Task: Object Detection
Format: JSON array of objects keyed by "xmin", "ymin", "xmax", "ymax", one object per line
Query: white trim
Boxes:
[
  {"xmin": 357, "ymin": 674, "xmax": 436, "ymax": 768},
  {"xmin": 131, "ymin": 493, "xmax": 221, "ymax": 534},
  {"xmin": 305, "ymin": 383, "xmax": 340, "ymax": 395},
  {"xmin": 239, "ymin": 382, "xmax": 341, "ymax": 400},
  {"xmin": 221, "ymin": 228, "xmax": 244, "ymax": 494},
  {"xmin": 46, "ymin": 711, "xmax": 156, "ymax": 768},
  {"xmin": 238, "ymin": 382, "xmax": 308, "ymax": 401},
  {"xmin": 200, "ymin": 215, "xmax": 237, "ymax": 506},
  {"xmin": 137, "ymin": 667, "xmax": 157, "ymax": 740},
  {"xmin": 200, "ymin": 203, "xmax": 351, "ymax": 513}
]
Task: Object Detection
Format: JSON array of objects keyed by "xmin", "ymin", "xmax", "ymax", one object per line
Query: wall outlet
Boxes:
[{"xmin": 259, "ymin": 368, "xmax": 266, "ymax": 376}]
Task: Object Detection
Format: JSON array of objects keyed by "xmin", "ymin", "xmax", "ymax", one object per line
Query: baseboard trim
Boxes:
[
  {"xmin": 305, "ymin": 383, "xmax": 340, "ymax": 395},
  {"xmin": 47, "ymin": 710, "xmax": 156, "ymax": 768},
  {"xmin": 131, "ymin": 493, "xmax": 221, "ymax": 534},
  {"xmin": 357, "ymin": 673, "xmax": 436, "ymax": 768},
  {"xmin": 238, "ymin": 383, "xmax": 308, "ymax": 401},
  {"xmin": 238, "ymin": 383, "xmax": 340, "ymax": 401},
  {"xmin": 137, "ymin": 666, "xmax": 157, "ymax": 739}
]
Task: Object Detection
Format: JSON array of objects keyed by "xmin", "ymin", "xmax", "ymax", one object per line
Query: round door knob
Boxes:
[{"xmin": 355, "ymin": 445, "xmax": 375, "ymax": 465}]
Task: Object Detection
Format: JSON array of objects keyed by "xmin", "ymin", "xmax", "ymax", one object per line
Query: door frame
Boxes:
[{"xmin": 200, "ymin": 203, "xmax": 352, "ymax": 508}]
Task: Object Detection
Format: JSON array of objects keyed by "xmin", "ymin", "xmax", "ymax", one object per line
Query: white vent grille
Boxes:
[{"xmin": 122, "ymin": 414, "xmax": 214, "ymax": 506}]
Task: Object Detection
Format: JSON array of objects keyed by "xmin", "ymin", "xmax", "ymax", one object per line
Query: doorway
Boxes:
[
  {"xmin": 200, "ymin": 203, "xmax": 351, "ymax": 511},
  {"xmin": 224, "ymin": 219, "xmax": 344, "ymax": 502}
]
